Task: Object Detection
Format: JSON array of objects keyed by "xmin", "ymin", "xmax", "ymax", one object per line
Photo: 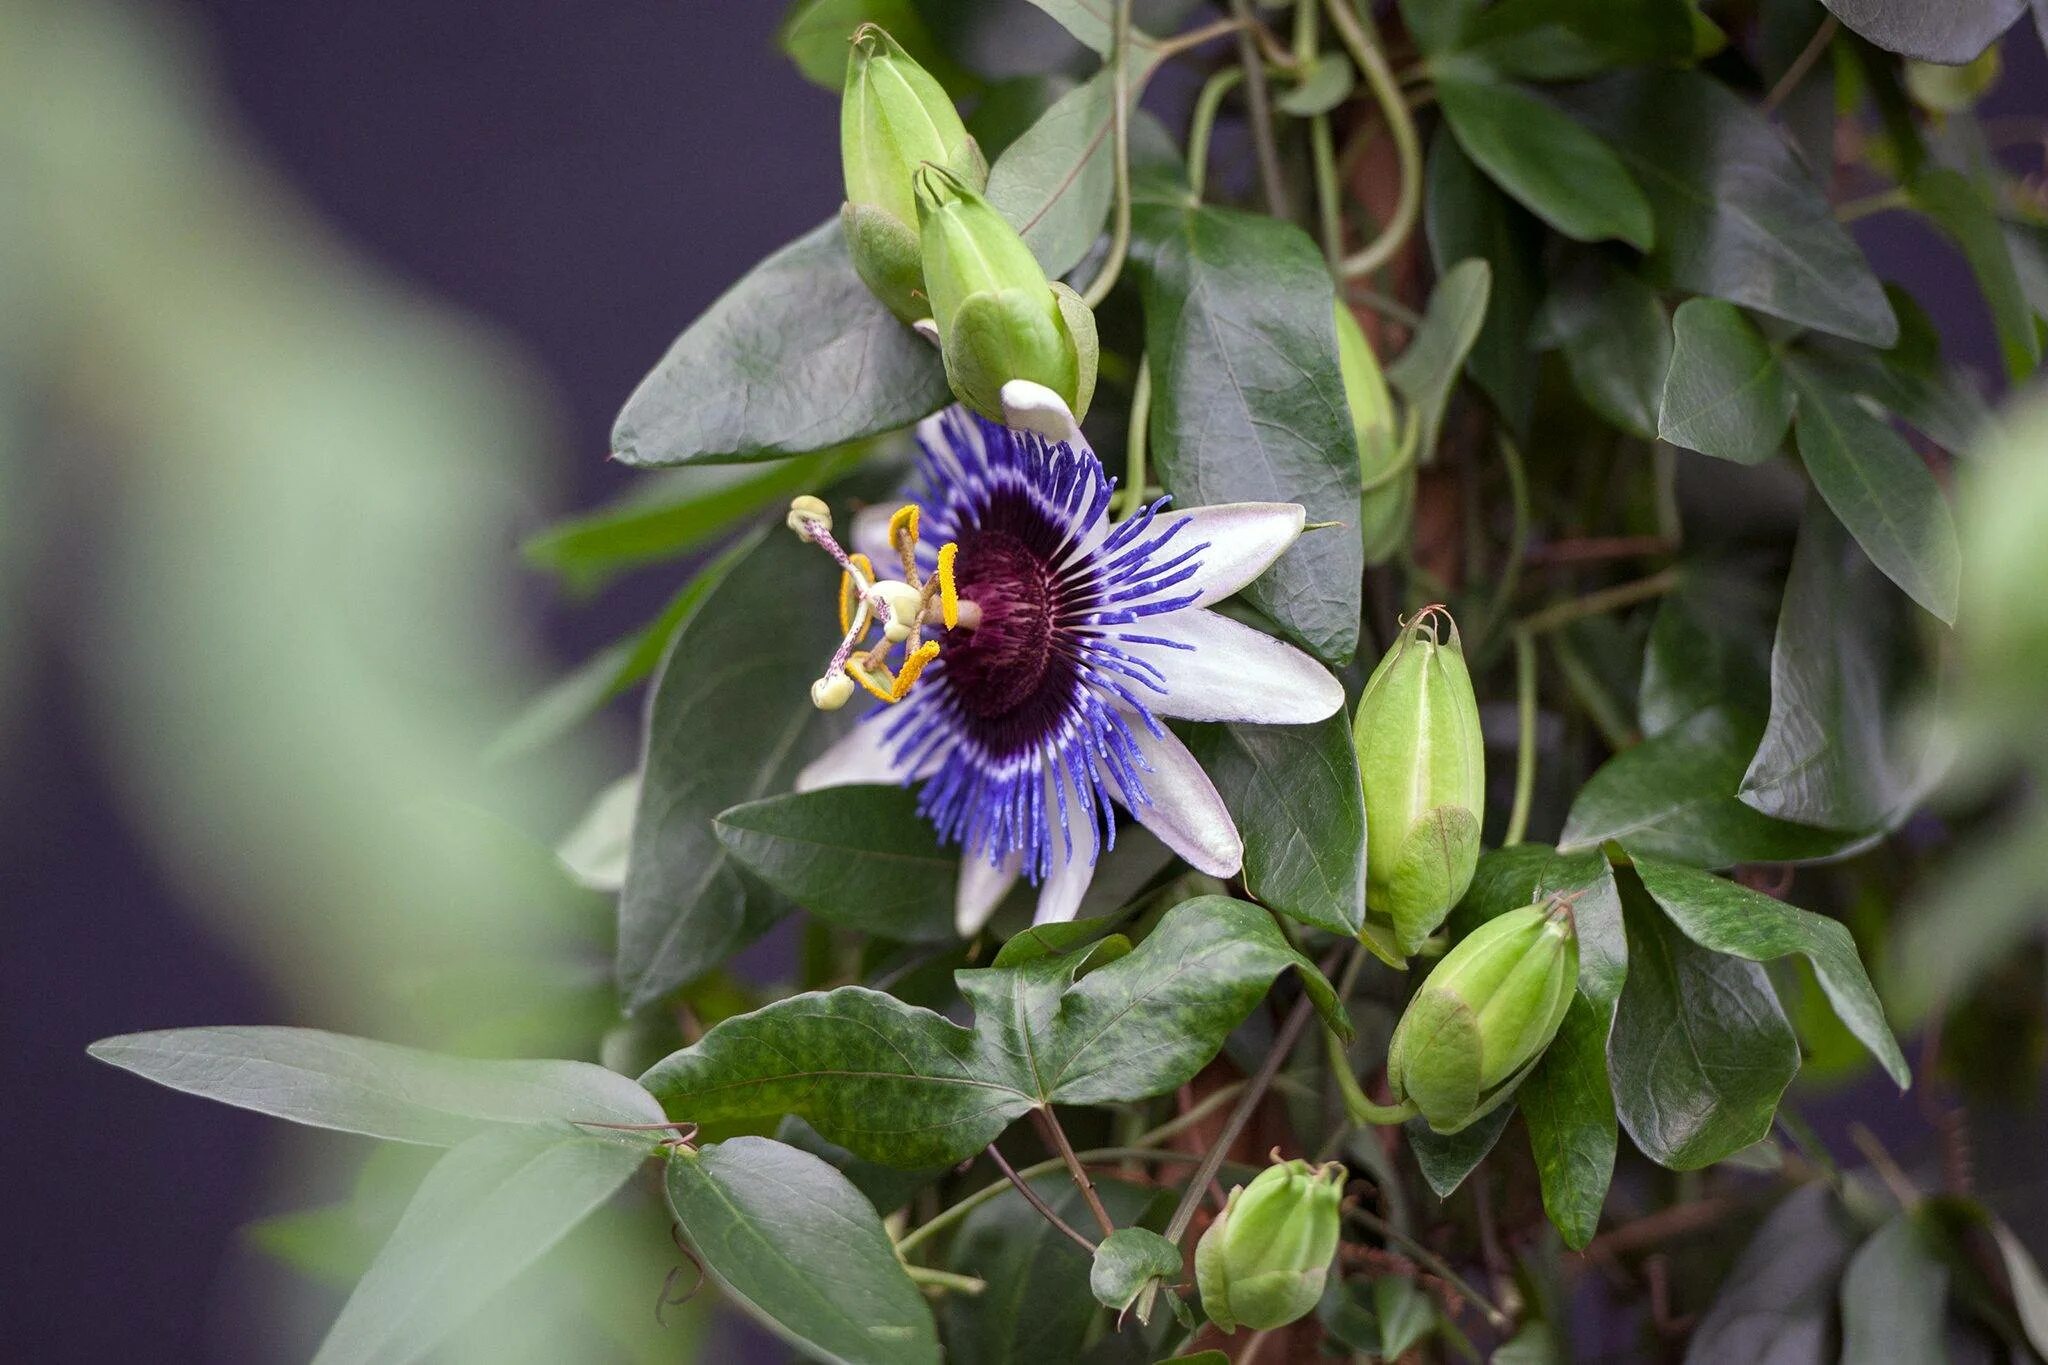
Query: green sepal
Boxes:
[
  {"xmin": 1389, "ymin": 990, "xmax": 1484, "ymax": 1131},
  {"xmin": 1050, "ymin": 279, "xmax": 1098, "ymax": 421},
  {"xmin": 1390, "ymin": 805, "xmax": 1483, "ymax": 955},
  {"xmin": 841, "ymin": 201, "xmax": 927, "ymax": 324},
  {"xmin": 940, "ymin": 287, "xmax": 1077, "ymax": 421}
]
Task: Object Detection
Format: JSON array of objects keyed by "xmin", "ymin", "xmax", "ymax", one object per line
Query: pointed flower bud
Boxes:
[
  {"xmin": 1196, "ymin": 1156, "xmax": 1346, "ymax": 1334},
  {"xmin": 840, "ymin": 24, "xmax": 986, "ymax": 323},
  {"xmin": 914, "ymin": 163, "xmax": 1098, "ymax": 424},
  {"xmin": 1385, "ymin": 901, "xmax": 1578, "ymax": 1133},
  {"xmin": 1334, "ymin": 301, "xmax": 1412, "ymax": 566},
  {"xmin": 1353, "ymin": 605, "xmax": 1484, "ymax": 962}
]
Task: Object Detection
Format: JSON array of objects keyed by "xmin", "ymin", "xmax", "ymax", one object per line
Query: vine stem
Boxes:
[
  {"xmin": 895, "ymin": 1146, "xmax": 1205, "ymax": 1257},
  {"xmin": 1347, "ymin": 1207, "xmax": 1512, "ymax": 1330},
  {"xmin": 1040, "ymin": 1104, "xmax": 1118, "ymax": 1238},
  {"xmin": 1187, "ymin": 66, "xmax": 1246, "ymax": 199},
  {"xmin": 984, "ymin": 1142, "xmax": 1097, "ymax": 1253},
  {"xmin": 1114, "ymin": 356, "xmax": 1152, "ymax": 520},
  {"xmin": 1518, "ymin": 569, "xmax": 1681, "ymax": 636},
  {"xmin": 1761, "ymin": 14, "xmax": 1839, "ymax": 115},
  {"xmin": 1079, "ymin": 0, "xmax": 1136, "ymax": 309},
  {"xmin": 1505, "ymin": 629, "xmax": 1537, "ymax": 847},
  {"xmin": 904, "ymin": 1264, "xmax": 986, "ymax": 1295},
  {"xmin": 1228, "ymin": 0, "xmax": 1289, "ymax": 215},
  {"xmin": 1324, "ymin": 0, "xmax": 1420, "ymax": 279}
]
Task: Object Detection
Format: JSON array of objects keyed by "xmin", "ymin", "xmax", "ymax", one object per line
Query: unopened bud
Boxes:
[
  {"xmin": 914, "ymin": 164, "xmax": 1097, "ymax": 425},
  {"xmin": 1195, "ymin": 1157, "xmax": 1346, "ymax": 1333},
  {"xmin": 841, "ymin": 25, "xmax": 985, "ymax": 323},
  {"xmin": 1334, "ymin": 301, "xmax": 1410, "ymax": 566},
  {"xmin": 1385, "ymin": 902, "xmax": 1578, "ymax": 1133},
  {"xmin": 1353, "ymin": 606, "xmax": 1484, "ymax": 961},
  {"xmin": 810, "ymin": 673, "xmax": 855, "ymax": 710}
]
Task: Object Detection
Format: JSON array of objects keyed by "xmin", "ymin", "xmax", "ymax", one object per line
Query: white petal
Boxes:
[
  {"xmin": 1033, "ymin": 841, "xmax": 1098, "ymax": 925},
  {"xmin": 1112, "ymin": 608, "xmax": 1344, "ymax": 724},
  {"xmin": 1104, "ymin": 719, "xmax": 1242, "ymax": 877},
  {"xmin": 848, "ymin": 502, "xmax": 896, "ymax": 567},
  {"xmin": 1000, "ymin": 380, "xmax": 1089, "ymax": 450},
  {"xmin": 1148, "ymin": 503, "xmax": 1305, "ymax": 607},
  {"xmin": 957, "ymin": 852, "xmax": 1021, "ymax": 936},
  {"xmin": 794, "ymin": 720, "xmax": 920, "ymax": 792}
]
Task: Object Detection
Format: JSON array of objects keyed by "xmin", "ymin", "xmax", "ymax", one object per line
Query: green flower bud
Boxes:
[
  {"xmin": 1334, "ymin": 301, "xmax": 1411, "ymax": 566},
  {"xmin": 1195, "ymin": 1157, "xmax": 1346, "ymax": 1333},
  {"xmin": 1385, "ymin": 901, "xmax": 1578, "ymax": 1133},
  {"xmin": 840, "ymin": 24, "xmax": 986, "ymax": 323},
  {"xmin": 914, "ymin": 163, "xmax": 1098, "ymax": 423},
  {"xmin": 1353, "ymin": 605, "xmax": 1484, "ymax": 961},
  {"xmin": 1904, "ymin": 48, "xmax": 2000, "ymax": 116}
]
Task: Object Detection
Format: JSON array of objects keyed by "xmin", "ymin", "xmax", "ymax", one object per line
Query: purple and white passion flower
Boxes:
[{"xmin": 789, "ymin": 380, "xmax": 1343, "ymax": 936}]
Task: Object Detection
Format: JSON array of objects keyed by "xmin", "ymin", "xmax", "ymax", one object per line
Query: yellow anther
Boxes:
[
  {"xmin": 891, "ymin": 641, "xmax": 942, "ymax": 699},
  {"xmin": 887, "ymin": 503, "xmax": 921, "ymax": 554},
  {"xmin": 837, "ymin": 552, "xmax": 876, "ymax": 637},
  {"xmin": 935, "ymin": 541, "xmax": 961, "ymax": 629}
]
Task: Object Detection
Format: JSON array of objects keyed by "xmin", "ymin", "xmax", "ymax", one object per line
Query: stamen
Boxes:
[
  {"xmin": 847, "ymin": 639, "xmax": 941, "ymax": 705},
  {"xmin": 935, "ymin": 541, "xmax": 961, "ymax": 628}
]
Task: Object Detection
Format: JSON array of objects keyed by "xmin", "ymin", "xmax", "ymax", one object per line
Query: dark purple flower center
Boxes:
[{"xmin": 941, "ymin": 523, "xmax": 1086, "ymax": 755}]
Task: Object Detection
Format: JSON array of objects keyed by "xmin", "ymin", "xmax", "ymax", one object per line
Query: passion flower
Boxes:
[{"xmin": 792, "ymin": 383, "xmax": 1344, "ymax": 932}]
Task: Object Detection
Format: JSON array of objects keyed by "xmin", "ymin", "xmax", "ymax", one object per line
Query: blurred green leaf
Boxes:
[
  {"xmin": 1185, "ymin": 714, "xmax": 1366, "ymax": 937},
  {"xmin": 715, "ymin": 784, "xmax": 959, "ymax": 942},
  {"xmin": 1540, "ymin": 252, "xmax": 1670, "ymax": 439},
  {"xmin": 1436, "ymin": 73, "xmax": 1652, "ymax": 248},
  {"xmin": 1452, "ymin": 0, "xmax": 1705, "ymax": 78},
  {"xmin": 1687, "ymin": 1183, "xmax": 1861, "ymax": 1360},
  {"xmin": 612, "ymin": 221, "xmax": 948, "ymax": 466},
  {"xmin": 1426, "ymin": 127, "xmax": 1541, "ymax": 436},
  {"xmin": 1387, "ymin": 258, "xmax": 1492, "ymax": 464},
  {"xmin": 1560, "ymin": 71, "xmax": 1897, "ymax": 345},
  {"xmin": 1020, "ymin": 0, "xmax": 1160, "ymax": 55},
  {"xmin": 1608, "ymin": 891, "xmax": 1798, "ymax": 1169},
  {"xmin": 1277, "ymin": 53, "xmax": 1355, "ymax": 116},
  {"xmin": 1909, "ymin": 168, "xmax": 2039, "ymax": 382},
  {"xmin": 312, "ymin": 1129, "xmax": 651, "ymax": 1365},
  {"xmin": 1630, "ymin": 854, "xmax": 1909, "ymax": 1087},
  {"xmin": 665, "ymin": 1137, "xmax": 940, "ymax": 1365},
  {"xmin": 1133, "ymin": 204, "xmax": 1362, "ymax": 661},
  {"xmin": 1990, "ymin": 1219, "xmax": 2048, "ymax": 1357},
  {"xmin": 1637, "ymin": 569, "xmax": 1776, "ymax": 737},
  {"xmin": 1818, "ymin": 0, "xmax": 2024, "ymax": 64},
  {"xmin": 1658, "ymin": 299, "xmax": 1795, "ymax": 465},
  {"xmin": 88, "ymin": 1026, "xmax": 662, "ymax": 1145},
  {"xmin": 1841, "ymin": 1212, "xmax": 1950, "ymax": 1365},
  {"xmin": 556, "ymin": 772, "xmax": 637, "ymax": 893},
  {"xmin": 779, "ymin": 0, "xmax": 971, "ymax": 90},
  {"xmin": 1375, "ymin": 1277, "xmax": 1437, "ymax": 1357}
]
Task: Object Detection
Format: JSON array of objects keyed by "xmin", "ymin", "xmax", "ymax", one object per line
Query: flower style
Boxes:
[{"xmin": 793, "ymin": 380, "xmax": 1344, "ymax": 934}]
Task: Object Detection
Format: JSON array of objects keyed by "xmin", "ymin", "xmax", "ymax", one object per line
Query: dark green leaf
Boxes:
[
  {"xmin": 1559, "ymin": 71, "xmax": 1896, "ymax": 345},
  {"xmin": 1539, "ymin": 252, "xmax": 1670, "ymax": 438},
  {"xmin": 1133, "ymin": 204, "xmax": 1362, "ymax": 661},
  {"xmin": 1436, "ymin": 73, "xmax": 1652, "ymax": 248},
  {"xmin": 1518, "ymin": 997, "xmax": 1616, "ymax": 1250},
  {"xmin": 1608, "ymin": 891, "xmax": 1798, "ymax": 1170},
  {"xmin": 1183, "ymin": 714, "xmax": 1366, "ymax": 936},
  {"xmin": 1376, "ymin": 1278, "xmax": 1437, "ymax": 1357},
  {"xmin": 715, "ymin": 785, "xmax": 957, "ymax": 942},
  {"xmin": 618, "ymin": 527, "xmax": 852, "ymax": 1012},
  {"xmin": 1090, "ymin": 1228, "xmax": 1182, "ymax": 1310},
  {"xmin": 666, "ymin": 1137, "xmax": 939, "ymax": 1365},
  {"xmin": 1794, "ymin": 287, "xmax": 1988, "ymax": 455},
  {"xmin": 640, "ymin": 896, "xmax": 1342, "ymax": 1166},
  {"xmin": 1841, "ymin": 1213, "xmax": 1950, "ymax": 1365},
  {"xmin": 1407, "ymin": 1102, "xmax": 1515, "ymax": 1197},
  {"xmin": 612, "ymin": 221, "xmax": 949, "ymax": 466},
  {"xmin": 1387, "ymin": 258, "xmax": 1492, "ymax": 464},
  {"xmin": 1637, "ymin": 568, "xmax": 1777, "ymax": 736},
  {"xmin": 1629, "ymin": 854, "xmax": 1909, "ymax": 1087},
  {"xmin": 1685, "ymin": 1183, "xmax": 1861, "ymax": 1362},
  {"xmin": 1910, "ymin": 168, "xmax": 2038, "ymax": 381},
  {"xmin": 985, "ymin": 68, "xmax": 1117, "ymax": 280},
  {"xmin": 87, "ymin": 1027, "xmax": 662, "ymax": 1146},
  {"xmin": 774, "ymin": 1116, "xmax": 939, "ymax": 1215},
  {"xmin": 1658, "ymin": 299, "xmax": 1795, "ymax": 464},
  {"xmin": 1740, "ymin": 497, "xmax": 1930, "ymax": 827},
  {"xmin": 1453, "ymin": 0, "xmax": 1703, "ymax": 79},
  {"xmin": 1559, "ymin": 706, "xmax": 1871, "ymax": 869},
  {"xmin": 312, "ymin": 1129, "xmax": 651, "ymax": 1365},
  {"xmin": 1021, "ymin": 0, "xmax": 1161, "ymax": 56},
  {"xmin": 1426, "ymin": 126, "xmax": 1541, "ymax": 435},
  {"xmin": 1455, "ymin": 844, "xmax": 1626, "ymax": 1007},
  {"xmin": 522, "ymin": 449, "xmax": 864, "ymax": 593},
  {"xmin": 1818, "ymin": 0, "xmax": 2024, "ymax": 63}
]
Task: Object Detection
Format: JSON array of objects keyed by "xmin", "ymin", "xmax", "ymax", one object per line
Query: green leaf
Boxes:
[
  {"xmin": 1818, "ymin": 0, "xmax": 2024, "ymax": 64},
  {"xmin": 1090, "ymin": 1228, "xmax": 1183, "ymax": 1311},
  {"xmin": 1559, "ymin": 706, "xmax": 1871, "ymax": 869},
  {"xmin": 774, "ymin": 1115, "xmax": 939, "ymax": 1216},
  {"xmin": 1607, "ymin": 890, "xmax": 1798, "ymax": 1170},
  {"xmin": 1841, "ymin": 1213, "xmax": 1950, "ymax": 1365},
  {"xmin": 1559, "ymin": 71, "xmax": 1897, "ymax": 346},
  {"xmin": 1657, "ymin": 299, "xmax": 1795, "ymax": 465},
  {"xmin": 612, "ymin": 221, "xmax": 949, "ymax": 466},
  {"xmin": 1377, "ymin": 1278, "xmax": 1436, "ymax": 1357},
  {"xmin": 715, "ymin": 785, "xmax": 957, "ymax": 942},
  {"xmin": 87, "ymin": 1027, "xmax": 662, "ymax": 1145},
  {"xmin": 1451, "ymin": 0, "xmax": 1703, "ymax": 79},
  {"xmin": 1629, "ymin": 854, "xmax": 1909, "ymax": 1087},
  {"xmin": 639, "ymin": 896, "xmax": 1342, "ymax": 1166},
  {"xmin": 1794, "ymin": 287, "xmax": 1989, "ymax": 454},
  {"xmin": 779, "ymin": 0, "xmax": 969, "ymax": 90},
  {"xmin": 985, "ymin": 68, "xmax": 1118, "ymax": 280},
  {"xmin": 521, "ymin": 449, "xmax": 864, "ymax": 594},
  {"xmin": 1387, "ymin": 258, "xmax": 1492, "ymax": 465},
  {"xmin": 1276, "ymin": 53, "xmax": 1355, "ymax": 117},
  {"xmin": 1426, "ymin": 125, "xmax": 1541, "ymax": 436},
  {"xmin": 1517, "ymin": 997, "xmax": 1615, "ymax": 1250},
  {"xmin": 944, "ymin": 1176, "xmax": 1164, "ymax": 1365},
  {"xmin": 1538, "ymin": 252, "xmax": 1670, "ymax": 439},
  {"xmin": 1637, "ymin": 568, "xmax": 1776, "ymax": 737},
  {"xmin": 1183, "ymin": 714, "xmax": 1366, "ymax": 936},
  {"xmin": 1435, "ymin": 73, "xmax": 1652, "ymax": 249},
  {"xmin": 1990, "ymin": 1218, "xmax": 2048, "ymax": 1358},
  {"xmin": 1686, "ymin": 1183, "xmax": 1862, "ymax": 1360},
  {"xmin": 1910, "ymin": 168, "xmax": 2039, "ymax": 382},
  {"xmin": 1740, "ymin": 497, "xmax": 1929, "ymax": 829},
  {"xmin": 556, "ymin": 772, "xmax": 637, "ymax": 893},
  {"xmin": 617, "ymin": 526, "xmax": 852, "ymax": 1012},
  {"xmin": 1406, "ymin": 1102, "xmax": 1514, "ymax": 1197},
  {"xmin": 1020, "ymin": 0, "xmax": 1160, "ymax": 56},
  {"xmin": 1133, "ymin": 203, "xmax": 1362, "ymax": 661},
  {"xmin": 312, "ymin": 1129, "xmax": 651, "ymax": 1365},
  {"xmin": 665, "ymin": 1136, "xmax": 940, "ymax": 1365}
]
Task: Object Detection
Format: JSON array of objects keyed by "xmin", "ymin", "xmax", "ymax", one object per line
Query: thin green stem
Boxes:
[
  {"xmin": 1151, "ymin": 14, "xmax": 1246, "ymax": 61},
  {"xmin": 895, "ymin": 1147, "xmax": 1204, "ymax": 1257},
  {"xmin": 1518, "ymin": 569, "xmax": 1681, "ymax": 636},
  {"xmin": 1311, "ymin": 115, "xmax": 1344, "ymax": 268},
  {"xmin": 1761, "ymin": 14, "xmax": 1839, "ymax": 115},
  {"xmin": 1041, "ymin": 1104, "xmax": 1118, "ymax": 1238},
  {"xmin": 1228, "ymin": 0, "xmax": 1289, "ymax": 215},
  {"xmin": 1482, "ymin": 432, "xmax": 1530, "ymax": 646},
  {"xmin": 1115, "ymin": 356, "xmax": 1152, "ymax": 519},
  {"xmin": 1551, "ymin": 633, "xmax": 1638, "ymax": 753},
  {"xmin": 1187, "ymin": 66, "xmax": 1245, "ymax": 199},
  {"xmin": 1347, "ymin": 1207, "xmax": 1513, "ymax": 1331},
  {"xmin": 1079, "ymin": 0, "xmax": 1137, "ymax": 309},
  {"xmin": 1505, "ymin": 629, "xmax": 1537, "ymax": 847},
  {"xmin": 1837, "ymin": 186, "xmax": 1910, "ymax": 223},
  {"xmin": 1325, "ymin": 0, "xmax": 1420, "ymax": 279},
  {"xmin": 904, "ymin": 1265, "xmax": 986, "ymax": 1295},
  {"xmin": 1327, "ymin": 1032, "xmax": 1419, "ymax": 1125}
]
